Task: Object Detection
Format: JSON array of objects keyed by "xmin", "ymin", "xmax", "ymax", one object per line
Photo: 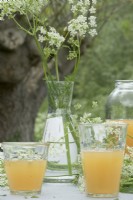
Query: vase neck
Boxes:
[
  {"xmin": 48, "ymin": 108, "xmax": 71, "ymax": 116},
  {"xmin": 46, "ymin": 81, "xmax": 74, "ymax": 114}
]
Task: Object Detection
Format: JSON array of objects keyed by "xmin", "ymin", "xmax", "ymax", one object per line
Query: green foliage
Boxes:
[{"xmin": 73, "ymin": 0, "xmax": 133, "ymax": 118}]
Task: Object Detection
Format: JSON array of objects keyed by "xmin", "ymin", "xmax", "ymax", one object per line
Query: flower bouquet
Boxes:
[{"xmin": 0, "ymin": 0, "xmax": 98, "ymax": 181}]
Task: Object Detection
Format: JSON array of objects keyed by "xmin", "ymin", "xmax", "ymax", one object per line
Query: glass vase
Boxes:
[{"xmin": 43, "ymin": 81, "xmax": 79, "ymax": 183}]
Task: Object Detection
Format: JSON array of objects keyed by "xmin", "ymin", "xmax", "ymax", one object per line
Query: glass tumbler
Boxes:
[
  {"xmin": 79, "ymin": 122, "xmax": 127, "ymax": 198},
  {"xmin": 2, "ymin": 142, "xmax": 49, "ymax": 195}
]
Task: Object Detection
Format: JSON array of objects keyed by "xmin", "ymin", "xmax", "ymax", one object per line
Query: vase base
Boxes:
[
  {"xmin": 44, "ymin": 169, "xmax": 78, "ymax": 183},
  {"xmin": 44, "ymin": 175, "xmax": 77, "ymax": 183}
]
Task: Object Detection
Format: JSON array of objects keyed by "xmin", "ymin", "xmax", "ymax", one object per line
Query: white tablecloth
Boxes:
[{"xmin": 0, "ymin": 183, "xmax": 133, "ymax": 200}]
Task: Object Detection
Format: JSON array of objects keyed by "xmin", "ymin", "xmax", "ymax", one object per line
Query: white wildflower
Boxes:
[
  {"xmin": 92, "ymin": 0, "xmax": 97, "ymax": 5},
  {"xmin": 68, "ymin": 15, "xmax": 88, "ymax": 37},
  {"xmin": 89, "ymin": 6, "xmax": 96, "ymax": 14},
  {"xmin": 0, "ymin": 0, "xmax": 98, "ymax": 80},
  {"xmin": 80, "ymin": 112, "xmax": 92, "ymax": 123},
  {"xmin": 0, "ymin": 152, "xmax": 7, "ymax": 187},
  {"xmin": 122, "ymin": 152, "xmax": 133, "ymax": 178},
  {"xmin": 89, "ymin": 16, "xmax": 97, "ymax": 27},
  {"xmin": 71, "ymin": 5, "xmax": 77, "ymax": 13},
  {"xmin": 127, "ymin": 146, "xmax": 133, "ymax": 157},
  {"xmin": 40, "ymin": 26, "xmax": 46, "ymax": 35},
  {"xmin": 89, "ymin": 29, "xmax": 97, "ymax": 37},
  {"xmin": 38, "ymin": 34, "xmax": 45, "ymax": 43},
  {"xmin": 0, "ymin": 0, "xmax": 48, "ymax": 17},
  {"xmin": 81, "ymin": 6, "xmax": 88, "ymax": 15},
  {"xmin": 69, "ymin": 0, "xmax": 90, "ymax": 15},
  {"xmin": 68, "ymin": 0, "xmax": 74, "ymax": 4},
  {"xmin": 47, "ymin": 27, "xmax": 65, "ymax": 49},
  {"xmin": 67, "ymin": 51, "xmax": 77, "ymax": 60},
  {"xmin": 78, "ymin": 175, "xmax": 85, "ymax": 192},
  {"xmin": 85, "ymin": 0, "xmax": 90, "ymax": 6}
]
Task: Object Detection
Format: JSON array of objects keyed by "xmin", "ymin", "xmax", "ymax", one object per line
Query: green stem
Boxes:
[
  {"xmin": 74, "ymin": 51, "xmax": 80, "ymax": 74},
  {"xmin": 73, "ymin": 39, "xmax": 81, "ymax": 80},
  {"xmin": 26, "ymin": 14, "xmax": 33, "ymax": 31},
  {"xmin": 66, "ymin": 114, "xmax": 80, "ymax": 154},
  {"xmin": 34, "ymin": 35, "xmax": 48, "ymax": 79},
  {"xmin": 64, "ymin": 121, "xmax": 72, "ymax": 175},
  {"xmin": 55, "ymin": 54, "xmax": 59, "ymax": 81},
  {"xmin": 13, "ymin": 18, "xmax": 33, "ymax": 36}
]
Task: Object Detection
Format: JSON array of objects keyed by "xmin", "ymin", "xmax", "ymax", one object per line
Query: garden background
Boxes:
[{"xmin": 0, "ymin": 0, "xmax": 132, "ymax": 142}]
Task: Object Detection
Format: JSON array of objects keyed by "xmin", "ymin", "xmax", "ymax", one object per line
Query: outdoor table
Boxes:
[{"xmin": 0, "ymin": 183, "xmax": 133, "ymax": 200}]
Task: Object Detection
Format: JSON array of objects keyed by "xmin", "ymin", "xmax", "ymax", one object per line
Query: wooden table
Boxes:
[{"xmin": 0, "ymin": 183, "xmax": 133, "ymax": 200}]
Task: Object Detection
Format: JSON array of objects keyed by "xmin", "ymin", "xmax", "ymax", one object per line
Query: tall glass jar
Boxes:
[
  {"xmin": 105, "ymin": 80, "xmax": 133, "ymax": 148},
  {"xmin": 43, "ymin": 81, "xmax": 79, "ymax": 183}
]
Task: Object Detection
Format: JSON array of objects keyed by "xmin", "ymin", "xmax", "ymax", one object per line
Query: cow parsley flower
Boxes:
[
  {"xmin": 89, "ymin": 6, "xmax": 96, "ymax": 14},
  {"xmin": 68, "ymin": 15, "xmax": 88, "ymax": 38},
  {"xmin": 38, "ymin": 34, "xmax": 45, "ymax": 43},
  {"xmin": 120, "ymin": 147, "xmax": 133, "ymax": 192},
  {"xmin": 0, "ymin": 152, "xmax": 7, "ymax": 187},
  {"xmin": 89, "ymin": 29, "xmax": 97, "ymax": 37},
  {"xmin": 69, "ymin": 0, "xmax": 91, "ymax": 15},
  {"xmin": 47, "ymin": 27, "xmax": 65, "ymax": 49},
  {"xmin": 89, "ymin": 16, "xmax": 97, "ymax": 27},
  {"xmin": 92, "ymin": 0, "xmax": 97, "ymax": 5},
  {"xmin": 0, "ymin": 0, "xmax": 97, "ymax": 81}
]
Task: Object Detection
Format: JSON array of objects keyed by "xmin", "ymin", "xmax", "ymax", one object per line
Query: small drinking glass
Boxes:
[
  {"xmin": 79, "ymin": 122, "xmax": 127, "ymax": 198},
  {"xmin": 2, "ymin": 142, "xmax": 49, "ymax": 195}
]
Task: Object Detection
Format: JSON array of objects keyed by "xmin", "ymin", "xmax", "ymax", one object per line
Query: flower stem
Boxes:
[
  {"xmin": 55, "ymin": 54, "xmax": 59, "ymax": 81},
  {"xmin": 13, "ymin": 18, "xmax": 33, "ymax": 36},
  {"xmin": 34, "ymin": 35, "xmax": 48, "ymax": 79},
  {"xmin": 73, "ymin": 40, "xmax": 81, "ymax": 80},
  {"xmin": 66, "ymin": 114, "xmax": 80, "ymax": 154},
  {"xmin": 64, "ymin": 122, "xmax": 72, "ymax": 175}
]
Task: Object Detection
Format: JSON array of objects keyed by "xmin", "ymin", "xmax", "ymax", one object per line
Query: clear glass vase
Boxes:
[{"xmin": 43, "ymin": 81, "xmax": 79, "ymax": 183}]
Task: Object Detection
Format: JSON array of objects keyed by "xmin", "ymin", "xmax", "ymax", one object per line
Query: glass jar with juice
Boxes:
[{"xmin": 106, "ymin": 80, "xmax": 133, "ymax": 149}]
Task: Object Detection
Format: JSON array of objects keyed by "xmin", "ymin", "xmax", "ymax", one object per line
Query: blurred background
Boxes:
[
  {"xmin": 35, "ymin": 0, "xmax": 133, "ymax": 141},
  {"xmin": 0, "ymin": 0, "xmax": 133, "ymax": 142}
]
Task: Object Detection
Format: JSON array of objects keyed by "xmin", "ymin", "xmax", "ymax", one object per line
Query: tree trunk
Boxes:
[{"xmin": 0, "ymin": 20, "xmax": 46, "ymax": 142}]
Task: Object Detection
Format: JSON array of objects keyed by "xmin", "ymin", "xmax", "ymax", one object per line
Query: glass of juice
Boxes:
[
  {"xmin": 79, "ymin": 122, "xmax": 127, "ymax": 198},
  {"xmin": 2, "ymin": 142, "xmax": 49, "ymax": 195}
]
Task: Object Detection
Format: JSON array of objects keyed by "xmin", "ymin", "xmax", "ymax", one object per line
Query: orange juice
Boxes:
[
  {"xmin": 5, "ymin": 160, "xmax": 47, "ymax": 191},
  {"xmin": 120, "ymin": 120, "xmax": 133, "ymax": 147},
  {"xmin": 81, "ymin": 150, "xmax": 124, "ymax": 195}
]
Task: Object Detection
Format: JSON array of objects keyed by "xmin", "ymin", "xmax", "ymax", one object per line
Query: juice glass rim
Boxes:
[
  {"xmin": 1, "ymin": 142, "xmax": 49, "ymax": 147},
  {"xmin": 79, "ymin": 122, "xmax": 127, "ymax": 127}
]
